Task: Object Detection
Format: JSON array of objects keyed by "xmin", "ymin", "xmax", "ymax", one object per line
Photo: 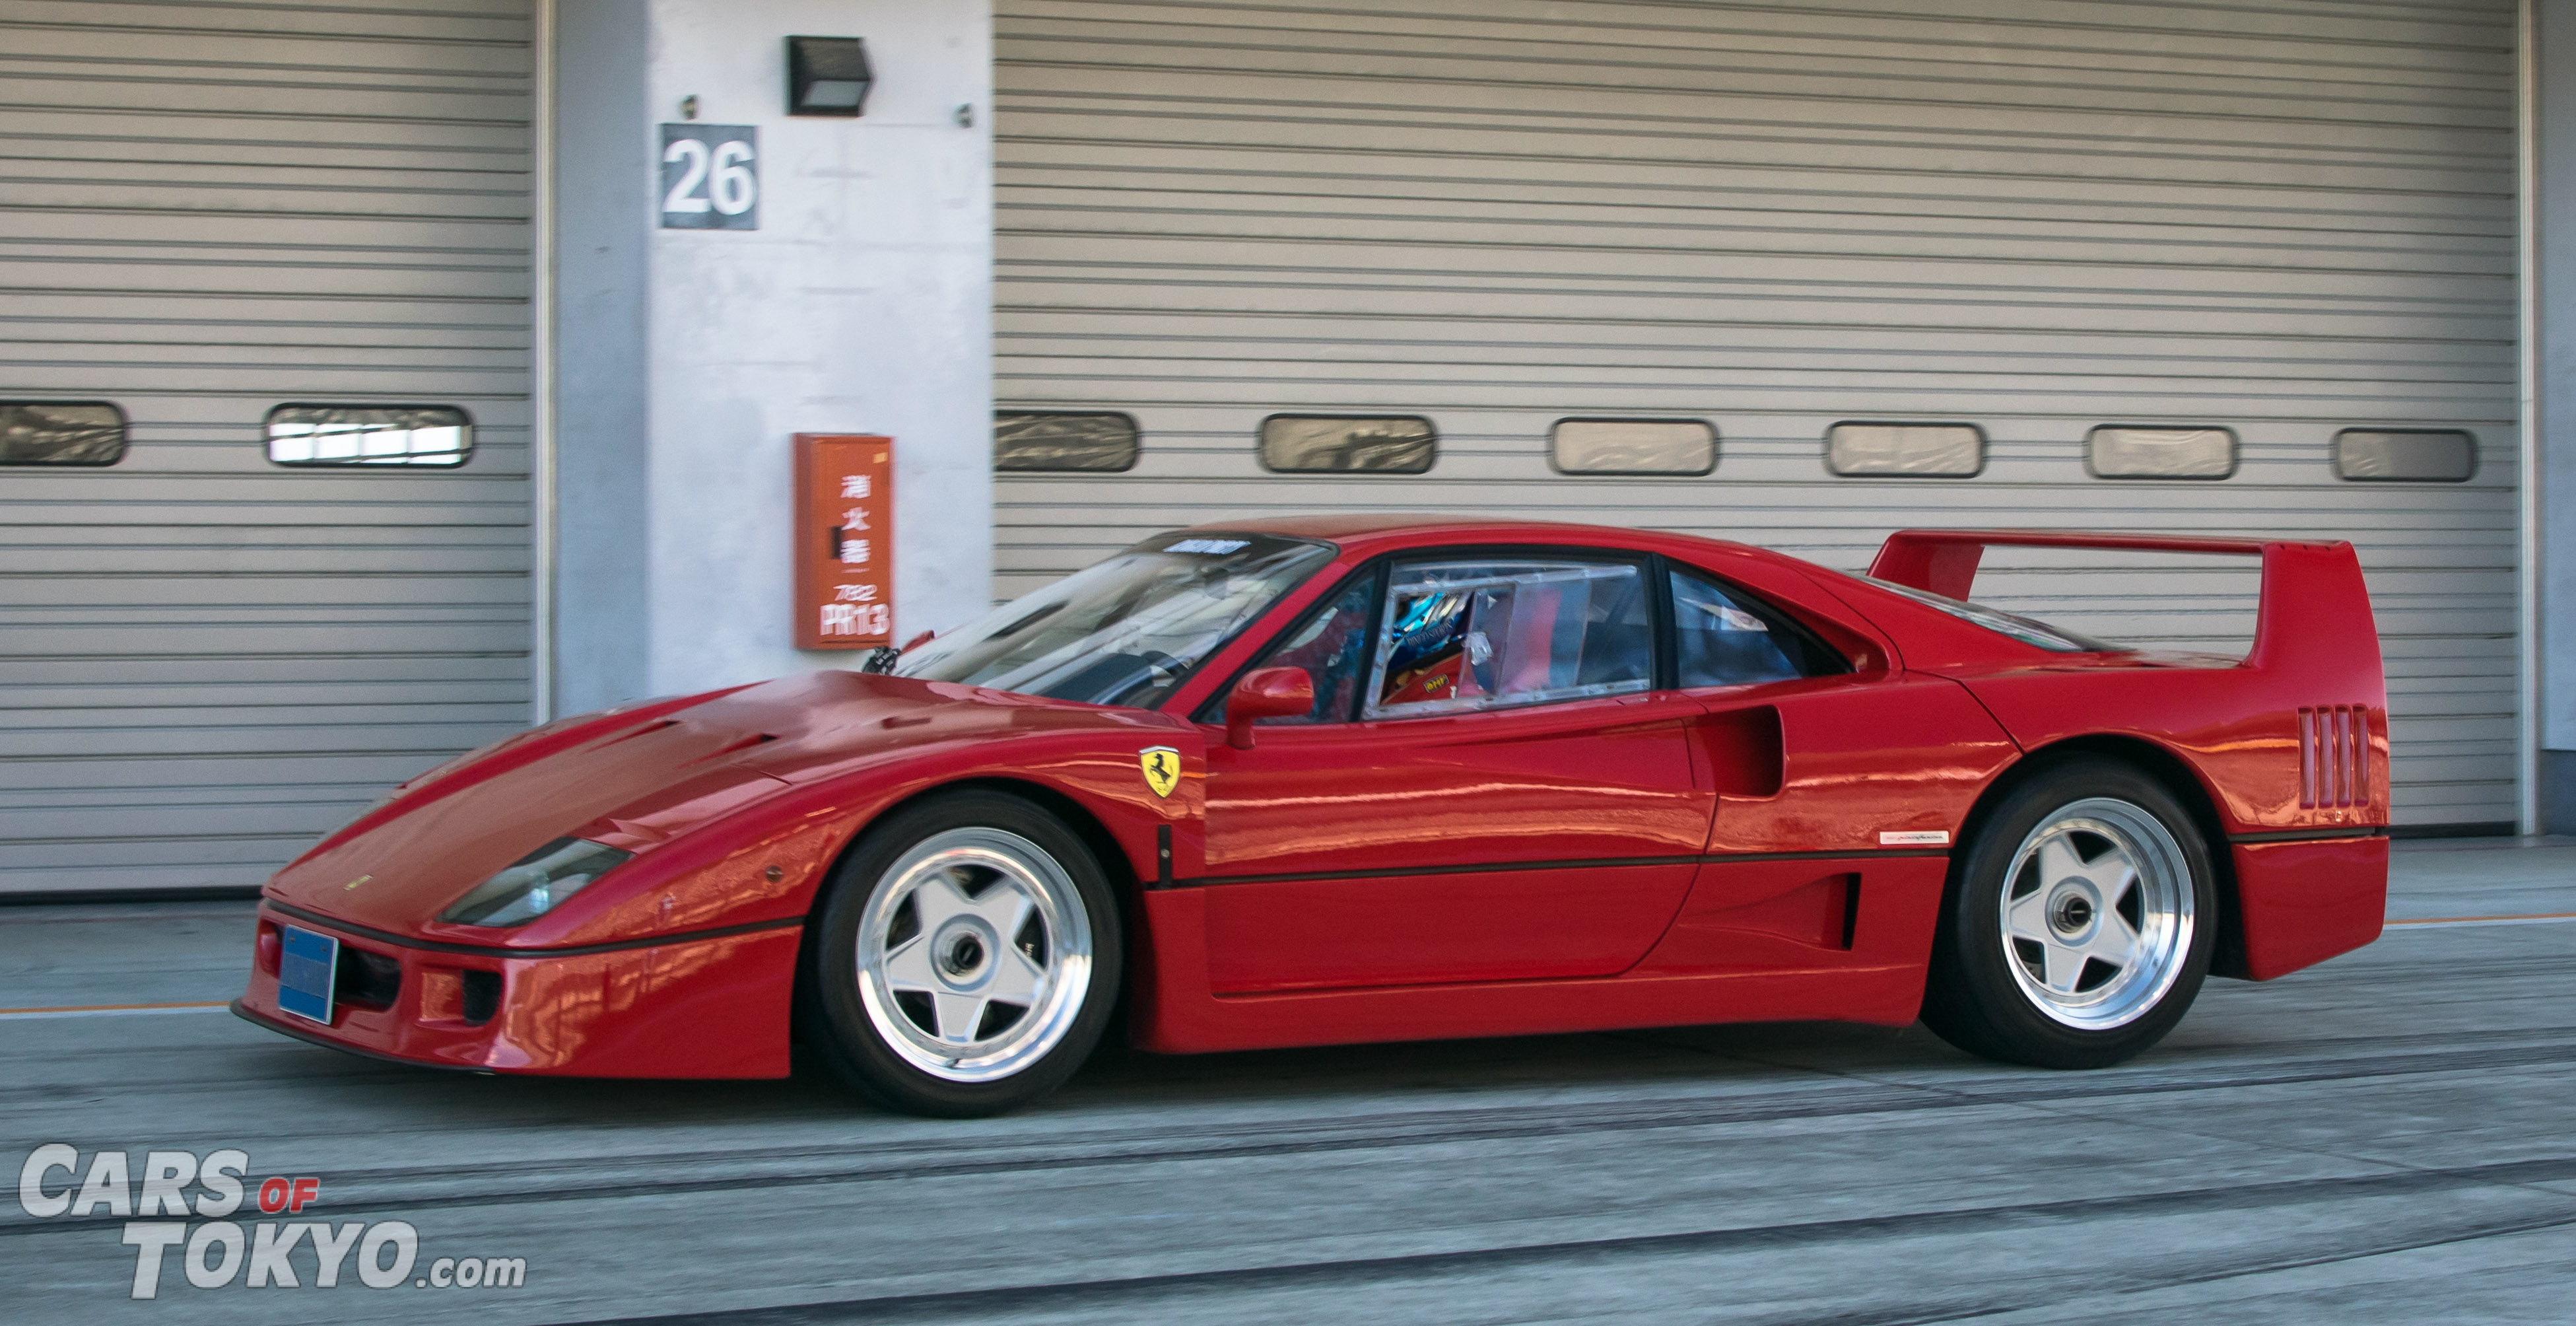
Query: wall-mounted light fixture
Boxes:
[{"xmin": 786, "ymin": 36, "xmax": 872, "ymax": 117}]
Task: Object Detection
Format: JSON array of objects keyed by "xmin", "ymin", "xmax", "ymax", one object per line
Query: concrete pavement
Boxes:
[{"xmin": 3, "ymin": 837, "xmax": 2571, "ymax": 1323}]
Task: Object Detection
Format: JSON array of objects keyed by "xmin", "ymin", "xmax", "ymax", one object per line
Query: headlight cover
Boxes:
[{"xmin": 441, "ymin": 838, "xmax": 632, "ymax": 927}]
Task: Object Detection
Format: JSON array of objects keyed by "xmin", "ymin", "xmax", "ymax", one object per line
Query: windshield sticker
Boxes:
[{"xmin": 1165, "ymin": 538, "xmax": 1250, "ymax": 555}]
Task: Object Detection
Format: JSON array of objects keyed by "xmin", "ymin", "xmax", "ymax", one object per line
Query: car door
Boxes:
[{"xmin": 1196, "ymin": 552, "xmax": 1712, "ymax": 994}]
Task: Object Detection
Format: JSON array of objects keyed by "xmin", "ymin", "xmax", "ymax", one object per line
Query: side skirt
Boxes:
[{"xmin": 1128, "ymin": 856, "xmax": 1948, "ymax": 1055}]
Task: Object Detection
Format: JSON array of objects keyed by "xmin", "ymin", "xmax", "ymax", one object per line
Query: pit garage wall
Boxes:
[
  {"xmin": 551, "ymin": 0, "xmax": 995, "ymax": 717},
  {"xmin": 0, "ymin": 2, "xmax": 539, "ymax": 897},
  {"xmin": 992, "ymin": 0, "xmax": 2523, "ymax": 829}
]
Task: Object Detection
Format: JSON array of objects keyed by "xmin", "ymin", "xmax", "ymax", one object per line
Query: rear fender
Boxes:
[{"xmin": 1871, "ymin": 530, "xmax": 2387, "ymax": 835}]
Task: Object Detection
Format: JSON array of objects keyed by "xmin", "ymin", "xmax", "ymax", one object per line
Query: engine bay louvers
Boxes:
[{"xmin": 2297, "ymin": 705, "xmax": 2373, "ymax": 810}]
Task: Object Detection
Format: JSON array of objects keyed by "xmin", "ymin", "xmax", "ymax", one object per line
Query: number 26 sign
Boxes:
[{"xmin": 660, "ymin": 124, "xmax": 758, "ymax": 230}]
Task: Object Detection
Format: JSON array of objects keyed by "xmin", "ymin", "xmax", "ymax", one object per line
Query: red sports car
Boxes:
[{"xmin": 234, "ymin": 517, "xmax": 2389, "ymax": 1116}]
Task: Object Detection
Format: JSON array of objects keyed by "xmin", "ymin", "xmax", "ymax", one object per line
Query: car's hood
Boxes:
[{"xmin": 264, "ymin": 672, "xmax": 1167, "ymax": 937}]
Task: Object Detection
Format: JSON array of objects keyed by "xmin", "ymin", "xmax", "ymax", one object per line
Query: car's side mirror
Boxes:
[{"xmin": 1225, "ymin": 666, "xmax": 1314, "ymax": 750}]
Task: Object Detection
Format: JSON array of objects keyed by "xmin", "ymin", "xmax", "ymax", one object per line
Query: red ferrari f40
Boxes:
[{"xmin": 236, "ymin": 518, "xmax": 2389, "ymax": 1115}]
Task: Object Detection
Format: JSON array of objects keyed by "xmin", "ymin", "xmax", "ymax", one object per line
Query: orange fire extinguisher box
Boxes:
[{"xmin": 794, "ymin": 433, "xmax": 894, "ymax": 650}]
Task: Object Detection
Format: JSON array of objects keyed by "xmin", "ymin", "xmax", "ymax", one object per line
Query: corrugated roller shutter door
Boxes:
[
  {"xmin": 0, "ymin": 1, "xmax": 533, "ymax": 895},
  {"xmin": 994, "ymin": 0, "xmax": 2518, "ymax": 827}
]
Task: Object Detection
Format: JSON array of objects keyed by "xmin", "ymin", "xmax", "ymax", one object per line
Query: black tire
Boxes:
[
  {"xmin": 801, "ymin": 789, "xmax": 1123, "ymax": 1117},
  {"xmin": 1920, "ymin": 757, "xmax": 2216, "ymax": 1069}
]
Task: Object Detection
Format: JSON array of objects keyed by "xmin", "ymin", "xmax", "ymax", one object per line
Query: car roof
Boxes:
[
  {"xmin": 1201, "ymin": 512, "xmax": 1718, "ymax": 546},
  {"xmin": 1191, "ymin": 512, "xmax": 1800, "ymax": 567}
]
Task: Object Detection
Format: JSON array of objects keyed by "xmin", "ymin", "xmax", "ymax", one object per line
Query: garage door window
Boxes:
[
  {"xmin": 1258, "ymin": 415, "xmax": 1436, "ymax": 473},
  {"xmin": 1827, "ymin": 423, "xmax": 1984, "ymax": 477},
  {"xmin": 995, "ymin": 411, "xmax": 1139, "ymax": 471},
  {"xmin": 2334, "ymin": 429, "xmax": 2476, "ymax": 482},
  {"xmin": 2087, "ymin": 427, "xmax": 2237, "ymax": 479},
  {"xmin": 266, "ymin": 405, "xmax": 472, "ymax": 467},
  {"xmin": 1365, "ymin": 560, "xmax": 1650, "ymax": 718},
  {"xmin": 1, "ymin": 401, "xmax": 127, "ymax": 466},
  {"xmin": 1550, "ymin": 419, "xmax": 1716, "ymax": 475}
]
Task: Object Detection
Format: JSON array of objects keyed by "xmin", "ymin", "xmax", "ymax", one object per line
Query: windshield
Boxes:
[
  {"xmin": 1858, "ymin": 576, "xmax": 2125, "ymax": 654},
  {"xmin": 895, "ymin": 532, "xmax": 1335, "ymax": 707}
]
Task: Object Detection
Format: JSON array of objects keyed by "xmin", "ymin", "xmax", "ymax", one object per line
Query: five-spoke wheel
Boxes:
[
  {"xmin": 858, "ymin": 826, "xmax": 1093, "ymax": 1083},
  {"xmin": 1998, "ymin": 798, "xmax": 2194, "ymax": 1031},
  {"xmin": 1923, "ymin": 758, "xmax": 2215, "ymax": 1069},
  {"xmin": 805, "ymin": 792, "xmax": 1120, "ymax": 1117}
]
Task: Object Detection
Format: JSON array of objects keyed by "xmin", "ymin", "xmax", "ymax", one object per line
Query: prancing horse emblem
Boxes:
[{"xmin": 1139, "ymin": 747, "xmax": 1180, "ymax": 799}]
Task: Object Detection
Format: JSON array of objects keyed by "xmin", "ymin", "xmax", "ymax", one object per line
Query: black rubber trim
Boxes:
[
  {"xmin": 2225, "ymin": 827, "xmax": 2389, "ymax": 845},
  {"xmin": 259, "ymin": 900, "xmax": 802, "ymax": 958},
  {"xmin": 2387, "ymin": 821, "xmax": 2517, "ymax": 841},
  {"xmin": 1155, "ymin": 847, "xmax": 1949, "ymax": 891},
  {"xmin": 0, "ymin": 885, "xmax": 263, "ymax": 907},
  {"xmin": 230, "ymin": 998, "xmax": 482, "ymax": 1072}
]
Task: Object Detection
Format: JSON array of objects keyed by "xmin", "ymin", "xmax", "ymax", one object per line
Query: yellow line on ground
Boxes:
[
  {"xmin": 2387, "ymin": 911, "xmax": 2576, "ymax": 927},
  {"xmin": 0, "ymin": 1000, "xmax": 230, "ymax": 1016}
]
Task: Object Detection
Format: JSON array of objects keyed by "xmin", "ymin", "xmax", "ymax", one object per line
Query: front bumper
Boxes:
[{"xmin": 236, "ymin": 903, "xmax": 803, "ymax": 1078}]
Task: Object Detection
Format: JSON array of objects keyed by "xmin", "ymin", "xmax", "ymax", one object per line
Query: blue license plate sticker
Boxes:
[{"xmin": 277, "ymin": 926, "xmax": 339, "ymax": 1024}]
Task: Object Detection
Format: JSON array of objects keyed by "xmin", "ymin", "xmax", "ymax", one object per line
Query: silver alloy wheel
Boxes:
[
  {"xmin": 1998, "ymin": 797, "xmax": 2195, "ymax": 1030},
  {"xmin": 854, "ymin": 827, "xmax": 1093, "ymax": 1083}
]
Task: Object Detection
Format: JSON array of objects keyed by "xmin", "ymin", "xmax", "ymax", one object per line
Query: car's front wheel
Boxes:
[
  {"xmin": 804, "ymin": 790, "xmax": 1122, "ymax": 1117},
  {"xmin": 1920, "ymin": 758, "xmax": 2215, "ymax": 1069}
]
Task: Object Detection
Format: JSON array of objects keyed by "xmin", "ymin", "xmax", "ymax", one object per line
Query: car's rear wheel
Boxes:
[
  {"xmin": 1920, "ymin": 758, "xmax": 2215, "ymax": 1069},
  {"xmin": 804, "ymin": 790, "xmax": 1121, "ymax": 1117}
]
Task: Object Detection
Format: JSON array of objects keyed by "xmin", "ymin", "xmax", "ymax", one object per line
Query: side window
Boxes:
[
  {"xmin": 1199, "ymin": 573, "xmax": 1377, "ymax": 726},
  {"xmin": 1671, "ymin": 570, "xmax": 1840, "ymax": 688},
  {"xmin": 1365, "ymin": 560, "xmax": 1650, "ymax": 718}
]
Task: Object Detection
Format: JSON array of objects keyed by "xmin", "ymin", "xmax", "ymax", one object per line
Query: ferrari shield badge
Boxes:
[{"xmin": 1139, "ymin": 746, "xmax": 1181, "ymax": 799}]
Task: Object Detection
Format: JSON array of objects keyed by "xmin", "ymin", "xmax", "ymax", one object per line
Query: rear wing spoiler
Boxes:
[{"xmin": 1866, "ymin": 529, "xmax": 2383, "ymax": 685}]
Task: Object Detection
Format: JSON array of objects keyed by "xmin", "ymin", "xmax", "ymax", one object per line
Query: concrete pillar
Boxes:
[{"xmin": 551, "ymin": 0, "xmax": 994, "ymax": 715}]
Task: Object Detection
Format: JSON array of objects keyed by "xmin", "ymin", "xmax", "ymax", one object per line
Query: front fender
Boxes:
[{"xmin": 536, "ymin": 718, "xmax": 1209, "ymax": 949}]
